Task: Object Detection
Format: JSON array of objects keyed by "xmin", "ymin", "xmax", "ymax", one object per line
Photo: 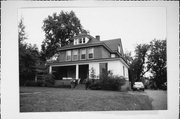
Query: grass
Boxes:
[{"xmin": 20, "ymin": 87, "xmax": 152, "ymax": 112}]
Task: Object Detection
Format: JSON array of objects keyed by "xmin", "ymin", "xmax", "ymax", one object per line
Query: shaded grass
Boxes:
[{"xmin": 20, "ymin": 87, "xmax": 152, "ymax": 112}]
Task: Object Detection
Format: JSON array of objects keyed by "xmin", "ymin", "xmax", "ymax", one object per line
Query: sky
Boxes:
[{"xmin": 18, "ymin": 7, "xmax": 166, "ymax": 55}]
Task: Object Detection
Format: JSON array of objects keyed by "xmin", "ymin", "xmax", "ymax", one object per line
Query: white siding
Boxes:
[
  {"xmin": 89, "ymin": 62, "xmax": 99, "ymax": 79},
  {"xmin": 88, "ymin": 60, "xmax": 129, "ymax": 80},
  {"xmin": 108, "ymin": 60, "xmax": 129, "ymax": 80},
  {"xmin": 125, "ymin": 66, "xmax": 129, "ymax": 80}
]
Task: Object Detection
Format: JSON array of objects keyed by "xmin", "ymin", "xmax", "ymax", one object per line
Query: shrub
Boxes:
[
  {"xmin": 41, "ymin": 74, "xmax": 55, "ymax": 87},
  {"xmin": 100, "ymin": 76, "xmax": 126, "ymax": 91},
  {"xmin": 25, "ymin": 80, "xmax": 43, "ymax": 87},
  {"xmin": 89, "ymin": 71, "xmax": 126, "ymax": 91}
]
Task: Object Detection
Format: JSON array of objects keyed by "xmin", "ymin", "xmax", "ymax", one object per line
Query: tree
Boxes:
[
  {"xmin": 128, "ymin": 44, "xmax": 150, "ymax": 85},
  {"xmin": 41, "ymin": 11, "xmax": 88, "ymax": 60},
  {"xmin": 18, "ymin": 18, "xmax": 27, "ymax": 43},
  {"xmin": 19, "ymin": 18, "xmax": 40, "ymax": 85},
  {"xmin": 147, "ymin": 39, "xmax": 166, "ymax": 89}
]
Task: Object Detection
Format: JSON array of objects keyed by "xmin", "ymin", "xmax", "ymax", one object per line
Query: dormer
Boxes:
[{"xmin": 74, "ymin": 37, "xmax": 90, "ymax": 45}]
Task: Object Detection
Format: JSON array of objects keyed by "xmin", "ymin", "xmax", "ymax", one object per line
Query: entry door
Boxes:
[{"xmin": 79, "ymin": 64, "xmax": 89, "ymax": 83}]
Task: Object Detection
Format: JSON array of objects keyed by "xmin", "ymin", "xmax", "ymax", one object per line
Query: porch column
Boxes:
[
  {"xmin": 49, "ymin": 65, "xmax": 52, "ymax": 74},
  {"xmin": 76, "ymin": 64, "xmax": 79, "ymax": 79}
]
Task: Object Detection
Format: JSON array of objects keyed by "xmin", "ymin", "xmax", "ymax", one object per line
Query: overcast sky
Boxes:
[{"xmin": 18, "ymin": 7, "xmax": 166, "ymax": 55}]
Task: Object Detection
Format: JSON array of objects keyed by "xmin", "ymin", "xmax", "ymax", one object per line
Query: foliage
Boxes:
[
  {"xmin": 89, "ymin": 67, "xmax": 96, "ymax": 79},
  {"xmin": 41, "ymin": 74, "xmax": 55, "ymax": 87},
  {"xmin": 147, "ymin": 39, "xmax": 167, "ymax": 89},
  {"xmin": 89, "ymin": 70, "xmax": 126, "ymax": 91},
  {"xmin": 19, "ymin": 18, "xmax": 40, "ymax": 86},
  {"xmin": 18, "ymin": 18, "xmax": 27, "ymax": 43},
  {"xmin": 128, "ymin": 44, "xmax": 150, "ymax": 85},
  {"xmin": 25, "ymin": 74, "xmax": 55, "ymax": 87},
  {"xmin": 126, "ymin": 39, "xmax": 167, "ymax": 90},
  {"xmin": 41, "ymin": 10, "xmax": 88, "ymax": 60}
]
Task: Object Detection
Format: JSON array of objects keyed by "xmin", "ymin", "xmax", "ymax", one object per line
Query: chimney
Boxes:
[{"xmin": 95, "ymin": 35, "xmax": 100, "ymax": 41}]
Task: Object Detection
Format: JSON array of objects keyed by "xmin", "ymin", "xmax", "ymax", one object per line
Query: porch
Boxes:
[{"xmin": 50, "ymin": 64, "xmax": 89, "ymax": 85}]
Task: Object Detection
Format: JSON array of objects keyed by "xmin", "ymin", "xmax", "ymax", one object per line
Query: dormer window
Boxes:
[
  {"xmin": 74, "ymin": 39, "xmax": 78, "ymax": 45},
  {"xmin": 73, "ymin": 36, "xmax": 90, "ymax": 45},
  {"xmin": 79, "ymin": 38, "xmax": 82, "ymax": 44},
  {"xmin": 83, "ymin": 38, "xmax": 85, "ymax": 43}
]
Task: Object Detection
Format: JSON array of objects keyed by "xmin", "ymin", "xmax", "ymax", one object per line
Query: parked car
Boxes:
[{"xmin": 132, "ymin": 82, "xmax": 145, "ymax": 91}]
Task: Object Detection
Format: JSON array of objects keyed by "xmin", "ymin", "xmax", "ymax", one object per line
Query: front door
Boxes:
[{"xmin": 79, "ymin": 64, "xmax": 89, "ymax": 83}]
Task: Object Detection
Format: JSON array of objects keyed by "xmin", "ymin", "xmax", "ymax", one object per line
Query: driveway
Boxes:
[
  {"xmin": 145, "ymin": 90, "xmax": 167, "ymax": 110},
  {"xmin": 129, "ymin": 90, "xmax": 167, "ymax": 110}
]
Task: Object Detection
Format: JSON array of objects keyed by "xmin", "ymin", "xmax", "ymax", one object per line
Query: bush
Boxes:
[
  {"xmin": 89, "ymin": 75, "xmax": 126, "ymax": 91},
  {"xmin": 41, "ymin": 74, "xmax": 55, "ymax": 87},
  {"xmin": 24, "ymin": 74, "xmax": 55, "ymax": 87},
  {"xmin": 25, "ymin": 80, "xmax": 43, "ymax": 87}
]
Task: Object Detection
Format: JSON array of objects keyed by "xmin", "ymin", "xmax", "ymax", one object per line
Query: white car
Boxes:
[{"xmin": 132, "ymin": 82, "xmax": 145, "ymax": 91}]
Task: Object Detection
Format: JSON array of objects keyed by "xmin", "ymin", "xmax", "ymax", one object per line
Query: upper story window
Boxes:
[
  {"xmin": 66, "ymin": 50, "xmax": 71, "ymax": 61},
  {"xmin": 72, "ymin": 50, "xmax": 78, "ymax": 61},
  {"xmin": 82, "ymin": 38, "xmax": 86, "ymax": 43},
  {"xmin": 88, "ymin": 48, "xmax": 94, "ymax": 59},
  {"xmin": 80, "ymin": 49, "xmax": 86, "ymax": 60},
  {"xmin": 79, "ymin": 38, "xmax": 82, "ymax": 44},
  {"xmin": 111, "ymin": 54, "xmax": 116, "ymax": 58},
  {"xmin": 74, "ymin": 39, "xmax": 78, "ymax": 45}
]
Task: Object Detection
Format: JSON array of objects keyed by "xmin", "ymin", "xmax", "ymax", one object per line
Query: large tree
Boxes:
[
  {"xmin": 19, "ymin": 18, "xmax": 40, "ymax": 85},
  {"xmin": 128, "ymin": 44, "xmax": 150, "ymax": 84},
  {"xmin": 41, "ymin": 11, "xmax": 87, "ymax": 60},
  {"xmin": 147, "ymin": 39, "xmax": 167, "ymax": 89}
]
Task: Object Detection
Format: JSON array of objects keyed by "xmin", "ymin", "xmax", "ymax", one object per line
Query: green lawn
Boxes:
[{"xmin": 20, "ymin": 87, "xmax": 152, "ymax": 112}]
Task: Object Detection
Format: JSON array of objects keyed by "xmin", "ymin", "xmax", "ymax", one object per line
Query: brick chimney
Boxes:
[{"xmin": 95, "ymin": 35, "xmax": 100, "ymax": 41}]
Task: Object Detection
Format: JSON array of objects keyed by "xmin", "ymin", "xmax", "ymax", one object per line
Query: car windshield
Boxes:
[{"xmin": 135, "ymin": 82, "xmax": 143, "ymax": 85}]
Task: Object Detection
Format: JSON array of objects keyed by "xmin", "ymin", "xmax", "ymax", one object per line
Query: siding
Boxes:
[
  {"xmin": 108, "ymin": 60, "xmax": 129, "ymax": 80},
  {"xmin": 58, "ymin": 46, "xmax": 111, "ymax": 62},
  {"xmin": 101, "ymin": 46, "xmax": 110, "ymax": 58},
  {"xmin": 94, "ymin": 46, "xmax": 102, "ymax": 59}
]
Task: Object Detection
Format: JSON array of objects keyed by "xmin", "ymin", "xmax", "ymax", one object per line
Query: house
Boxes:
[{"xmin": 47, "ymin": 34, "xmax": 129, "ymax": 85}]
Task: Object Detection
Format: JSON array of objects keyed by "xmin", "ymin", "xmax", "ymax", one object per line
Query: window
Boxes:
[
  {"xmin": 74, "ymin": 39, "xmax": 78, "ymax": 45},
  {"xmin": 72, "ymin": 50, "xmax": 78, "ymax": 61},
  {"xmin": 66, "ymin": 50, "xmax": 71, "ymax": 61},
  {"xmin": 111, "ymin": 54, "xmax": 115, "ymax": 58},
  {"xmin": 80, "ymin": 49, "xmax": 86, "ymax": 60},
  {"xmin": 100, "ymin": 63, "xmax": 108, "ymax": 77},
  {"xmin": 79, "ymin": 38, "xmax": 82, "ymax": 44},
  {"xmin": 83, "ymin": 38, "xmax": 85, "ymax": 43},
  {"xmin": 88, "ymin": 48, "xmax": 94, "ymax": 59},
  {"xmin": 118, "ymin": 45, "xmax": 121, "ymax": 53}
]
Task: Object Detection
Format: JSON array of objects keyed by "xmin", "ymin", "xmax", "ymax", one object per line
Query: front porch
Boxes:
[{"xmin": 50, "ymin": 64, "xmax": 89, "ymax": 85}]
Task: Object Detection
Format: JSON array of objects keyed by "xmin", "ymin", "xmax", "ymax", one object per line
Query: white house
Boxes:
[{"xmin": 47, "ymin": 34, "xmax": 129, "ymax": 84}]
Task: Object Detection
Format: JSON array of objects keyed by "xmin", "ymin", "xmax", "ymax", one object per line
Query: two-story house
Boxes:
[{"xmin": 47, "ymin": 34, "xmax": 129, "ymax": 84}]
